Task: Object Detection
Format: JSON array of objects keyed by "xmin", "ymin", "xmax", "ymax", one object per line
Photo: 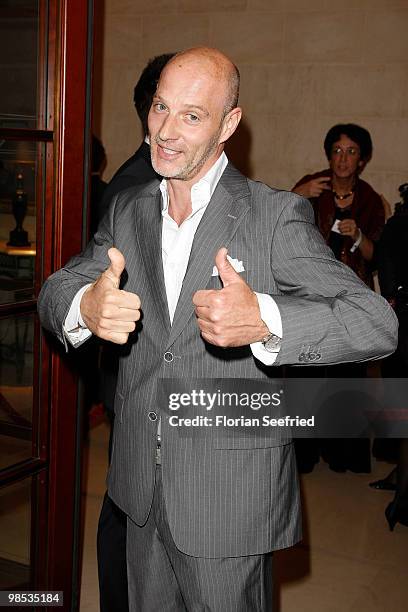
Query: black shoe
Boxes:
[
  {"xmin": 369, "ymin": 478, "xmax": 397, "ymax": 491},
  {"xmin": 385, "ymin": 500, "xmax": 408, "ymax": 531}
]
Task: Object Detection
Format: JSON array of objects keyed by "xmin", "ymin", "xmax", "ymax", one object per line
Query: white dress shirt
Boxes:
[{"xmin": 64, "ymin": 152, "xmax": 282, "ymax": 364}]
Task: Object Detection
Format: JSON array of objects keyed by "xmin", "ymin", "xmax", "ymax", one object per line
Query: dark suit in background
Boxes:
[
  {"xmin": 100, "ymin": 142, "xmax": 158, "ymax": 236},
  {"xmin": 377, "ymin": 194, "xmax": 408, "ymax": 530},
  {"xmin": 96, "ymin": 141, "xmax": 158, "ymax": 612}
]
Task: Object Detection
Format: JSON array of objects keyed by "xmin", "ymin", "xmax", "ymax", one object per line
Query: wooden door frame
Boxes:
[{"xmin": 40, "ymin": 0, "xmax": 93, "ymax": 608}]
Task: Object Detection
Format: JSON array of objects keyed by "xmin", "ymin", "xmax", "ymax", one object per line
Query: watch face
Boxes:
[{"xmin": 263, "ymin": 334, "xmax": 281, "ymax": 352}]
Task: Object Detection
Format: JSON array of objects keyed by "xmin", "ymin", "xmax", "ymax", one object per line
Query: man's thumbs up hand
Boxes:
[
  {"xmin": 104, "ymin": 247, "xmax": 126, "ymax": 288},
  {"xmin": 80, "ymin": 248, "xmax": 141, "ymax": 344},
  {"xmin": 192, "ymin": 248, "xmax": 269, "ymax": 348},
  {"xmin": 214, "ymin": 247, "xmax": 243, "ymax": 288}
]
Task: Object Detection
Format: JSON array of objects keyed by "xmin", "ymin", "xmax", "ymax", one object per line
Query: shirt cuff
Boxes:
[
  {"xmin": 250, "ymin": 293, "xmax": 283, "ymax": 366},
  {"xmin": 63, "ymin": 284, "xmax": 93, "ymax": 347},
  {"xmin": 350, "ymin": 229, "xmax": 362, "ymax": 253}
]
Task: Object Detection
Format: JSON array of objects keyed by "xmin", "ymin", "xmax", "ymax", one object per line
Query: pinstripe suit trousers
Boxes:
[{"xmin": 126, "ymin": 466, "xmax": 273, "ymax": 612}]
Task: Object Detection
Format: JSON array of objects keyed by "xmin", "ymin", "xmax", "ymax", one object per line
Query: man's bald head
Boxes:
[
  {"xmin": 163, "ymin": 47, "xmax": 240, "ymax": 116},
  {"xmin": 148, "ymin": 46, "xmax": 242, "ymax": 183}
]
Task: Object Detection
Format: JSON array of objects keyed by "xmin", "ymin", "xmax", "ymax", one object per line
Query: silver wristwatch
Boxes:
[{"xmin": 261, "ymin": 332, "xmax": 282, "ymax": 352}]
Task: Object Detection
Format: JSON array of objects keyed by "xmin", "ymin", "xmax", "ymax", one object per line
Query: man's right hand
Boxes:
[
  {"xmin": 80, "ymin": 247, "xmax": 141, "ymax": 344},
  {"xmin": 292, "ymin": 176, "xmax": 331, "ymax": 198}
]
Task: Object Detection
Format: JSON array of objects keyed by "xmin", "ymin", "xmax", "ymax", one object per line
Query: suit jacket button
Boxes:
[
  {"xmin": 148, "ymin": 411, "xmax": 157, "ymax": 421},
  {"xmin": 164, "ymin": 351, "xmax": 174, "ymax": 363}
]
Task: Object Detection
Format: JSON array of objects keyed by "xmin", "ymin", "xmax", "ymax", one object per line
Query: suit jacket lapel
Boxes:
[
  {"xmin": 165, "ymin": 164, "xmax": 250, "ymax": 350},
  {"xmin": 135, "ymin": 188, "xmax": 171, "ymax": 334}
]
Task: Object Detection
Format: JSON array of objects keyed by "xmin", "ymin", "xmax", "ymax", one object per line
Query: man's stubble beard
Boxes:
[{"xmin": 151, "ymin": 125, "xmax": 223, "ymax": 181}]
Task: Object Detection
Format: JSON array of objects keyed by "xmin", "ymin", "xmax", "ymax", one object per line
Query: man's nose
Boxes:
[{"xmin": 158, "ymin": 114, "xmax": 178, "ymax": 142}]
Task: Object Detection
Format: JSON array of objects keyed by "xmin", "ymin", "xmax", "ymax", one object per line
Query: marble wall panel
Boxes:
[
  {"xmin": 210, "ymin": 13, "xmax": 284, "ymax": 64},
  {"xmin": 363, "ymin": 10, "xmax": 408, "ymax": 63},
  {"xmin": 96, "ymin": 2, "xmax": 408, "ymax": 202},
  {"xmin": 284, "ymin": 11, "xmax": 365, "ymax": 63}
]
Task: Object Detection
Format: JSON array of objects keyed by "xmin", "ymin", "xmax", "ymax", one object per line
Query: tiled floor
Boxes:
[{"xmin": 80, "ymin": 420, "xmax": 408, "ymax": 611}]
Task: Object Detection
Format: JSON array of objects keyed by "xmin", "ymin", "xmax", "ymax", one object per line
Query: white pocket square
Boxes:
[{"xmin": 212, "ymin": 256, "xmax": 245, "ymax": 276}]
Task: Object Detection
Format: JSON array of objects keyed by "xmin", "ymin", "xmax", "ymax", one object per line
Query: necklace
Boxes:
[{"xmin": 332, "ymin": 189, "xmax": 354, "ymax": 201}]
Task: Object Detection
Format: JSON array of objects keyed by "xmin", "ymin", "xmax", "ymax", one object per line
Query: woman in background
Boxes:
[{"xmin": 292, "ymin": 124, "xmax": 385, "ymax": 473}]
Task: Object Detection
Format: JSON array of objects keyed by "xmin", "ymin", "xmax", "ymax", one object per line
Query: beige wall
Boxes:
[{"xmin": 95, "ymin": 0, "xmax": 408, "ymax": 204}]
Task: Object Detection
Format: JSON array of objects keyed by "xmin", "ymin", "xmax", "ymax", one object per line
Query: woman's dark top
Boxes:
[{"xmin": 294, "ymin": 169, "xmax": 385, "ymax": 287}]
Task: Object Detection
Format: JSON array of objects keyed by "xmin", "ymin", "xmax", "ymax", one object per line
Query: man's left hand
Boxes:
[{"xmin": 192, "ymin": 247, "xmax": 269, "ymax": 347}]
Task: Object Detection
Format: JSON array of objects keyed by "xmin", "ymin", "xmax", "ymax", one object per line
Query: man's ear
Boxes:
[{"xmin": 219, "ymin": 107, "xmax": 242, "ymax": 145}]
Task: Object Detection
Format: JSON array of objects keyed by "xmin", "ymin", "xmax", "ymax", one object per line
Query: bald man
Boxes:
[{"xmin": 38, "ymin": 48, "xmax": 397, "ymax": 611}]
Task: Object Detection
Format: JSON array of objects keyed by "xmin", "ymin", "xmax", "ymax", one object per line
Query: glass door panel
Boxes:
[
  {"xmin": 0, "ymin": 139, "xmax": 40, "ymax": 305},
  {"xmin": 0, "ymin": 0, "xmax": 40, "ymax": 129},
  {"xmin": 0, "ymin": 312, "xmax": 34, "ymax": 470},
  {"xmin": 0, "ymin": 477, "xmax": 31, "ymax": 590}
]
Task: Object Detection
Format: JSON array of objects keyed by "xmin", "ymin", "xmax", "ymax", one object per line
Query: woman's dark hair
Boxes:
[{"xmin": 324, "ymin": 123, "xmax": 373, "ymax": 162}]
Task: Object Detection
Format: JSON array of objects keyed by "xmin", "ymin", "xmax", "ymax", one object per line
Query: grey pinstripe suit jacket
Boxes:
[{"xmin": 38, "ymin": 163, "xmax": 397, "ymax": 558}]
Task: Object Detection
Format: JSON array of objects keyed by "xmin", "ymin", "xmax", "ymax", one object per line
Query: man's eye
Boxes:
[
  {"xmin": 187, "ymin": 114, "xmax": 199, "ymax": 122},
  {"xmin": 155, "ymin": 103, "xmax": 167, "ymax": 112}
]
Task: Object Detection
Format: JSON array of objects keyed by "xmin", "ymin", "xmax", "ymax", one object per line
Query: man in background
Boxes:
[{"xmin": 96, "ymin": 53, "xmax": 174, "ymax": 612}]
